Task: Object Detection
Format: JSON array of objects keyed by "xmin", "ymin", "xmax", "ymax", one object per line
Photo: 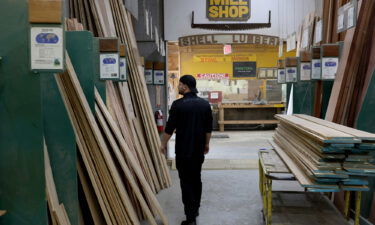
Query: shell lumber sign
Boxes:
[{"xmin": 207, "ymin": 0, "xmax": 250, "ymax": 21}]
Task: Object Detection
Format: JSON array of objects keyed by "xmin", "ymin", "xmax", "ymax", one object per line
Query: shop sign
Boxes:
[
  {"xmin": 207, "ymin": 0, "xmax": 250, "ymax": 21},
  {"xmin": 197, "ymin": 73, "xmax": 229, "ymax": 80}
]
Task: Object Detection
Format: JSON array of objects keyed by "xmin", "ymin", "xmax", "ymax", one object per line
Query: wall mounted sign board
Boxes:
[
  {"xmin": 153, "ymin": 70, "xmax": 165, "ymax": 85},
  {"xmin": 179, "ymin": 34, "xmax": 279, "ymax": 47},
  {"xmin": 99, "ymin": 53, "xmax": 119, "ymax": 80},
  {"xmin": 145, "ymin": 69, "xmax": 153, "ymax": 84},
  {"xmin": 233, "ymin": 61, "xmax": 256, "ymax": 78},
  {"xmin": 207, "ymin": 0, "xmax": 250, "ymax": 21},
  {"xmin": 30, "ymin": 26, "xmax": 64, "ymax": 72}
]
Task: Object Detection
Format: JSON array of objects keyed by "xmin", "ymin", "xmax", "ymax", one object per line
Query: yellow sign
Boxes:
[
  {"xmin": 207, "ymin": 0, "xmax": 250, "ymax": 21},
  {"xmin": 193, "ymin": 54, "xmax": 256, "ymax": 63}
]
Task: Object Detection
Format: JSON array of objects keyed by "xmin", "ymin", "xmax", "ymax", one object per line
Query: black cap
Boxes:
[{"xmin": 179, "ymin": 75, "xmax": 198, "ymax": 93}]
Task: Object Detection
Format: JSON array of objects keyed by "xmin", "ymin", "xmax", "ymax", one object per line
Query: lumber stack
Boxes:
[
  {"xmin": 272, "ymin": 114, "xmax": 375, "ymax": 192},
  {"xmin": 325, "ymin": 0, "xmax": 375, "ymax": 126},
  {"xmin": 56, "ymin": 53, "xmax": 168, "ymax": 225},
  {"xmin": 68, "ymin": 0, "xmax": 171, "ymax": 189}
]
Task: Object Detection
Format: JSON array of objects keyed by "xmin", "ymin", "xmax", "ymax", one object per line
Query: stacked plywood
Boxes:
[
  {"xmin": 56, "ymin": 53, "xmax": 168, "ymax": 225},
  {"xmin": 272, "ymin": 114, "xmax": 375, "ymax": 192}
]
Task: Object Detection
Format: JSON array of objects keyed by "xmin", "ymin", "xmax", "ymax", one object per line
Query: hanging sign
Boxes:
[
  {"xmin": 287, "ymin": 33, "xmax": 296, "ymax": 52},
  {"xmin": 277, "ymin": 69, "xmax": 286, "ymax": 84},
  {"xmin": 145, "ymin": 69, "xmax": 153, "ymax": 84},
  {"xmin": 207, "ymin": 0, "xmax": 250, "ymax": 21},
  {"xmin": 322, "ymin": 57, "xmax": 339, "ymax": 80},
  {"xmin": 100, "ymin": 53, "xmax": 119, "ymax": 80},
  {"xmin": 153, "ymin": 70, "xmax": 165, "ymax": 85},
  {"xmin": 311, "ymin": 59, "xmax": 321, "ymax": 79},
  {"xmin": 286, "ymin": 67, "xmax": 297, "ymax": 83},
  {"xmin": 301, "ymin": 28, "xmax": 309, "ymax": 49},
  {"xmin": 300, "ymin": 62, "xmax": 311, "ymax": 81},
  {"xmin": 223, "ymin": 44, "xmax": 232, "ymax": 55},
  {"xmin": 30, "ymin": 26, "xmax": 64, "ymax": 71},
  {"xmin": 119, "ymin": 57, "xmax": 127, "ymax": 81}
]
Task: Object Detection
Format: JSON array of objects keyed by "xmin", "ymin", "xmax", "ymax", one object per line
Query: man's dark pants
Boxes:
[{"xmin": 176, "ymin": 157, "xmax": 204, "ymax": 221}]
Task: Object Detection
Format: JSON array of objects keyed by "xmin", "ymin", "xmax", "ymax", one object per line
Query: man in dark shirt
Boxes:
[{"xmin": 161, "ymin": 75, "xmax": 213, "ymax": 225}]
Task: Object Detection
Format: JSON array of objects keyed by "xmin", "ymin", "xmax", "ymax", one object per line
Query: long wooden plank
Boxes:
[
  {"xmin": 218, "ymin": 120, "xmax": 279, "ymax": 125},
  {"xmin": 295, "ymin": 114, "xmax": 375, "ymax": 140}
]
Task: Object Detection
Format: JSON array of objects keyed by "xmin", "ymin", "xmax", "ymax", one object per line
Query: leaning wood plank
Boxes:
[
  {"xmin": 295, "ymin": 114, "xmax": 375, "ymax": 140},
  {"xmin": 96, "ymin": 89, "xmax": 169, "ymax": 224}
]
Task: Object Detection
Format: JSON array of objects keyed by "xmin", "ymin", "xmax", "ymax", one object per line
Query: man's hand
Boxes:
[
  {"xmin": 204, "ymin": 144, "xmax": 209, "ymax": 155},
  {"xmin": 160, "ymin": 145, "xmax": 167, "ymax": 155}
]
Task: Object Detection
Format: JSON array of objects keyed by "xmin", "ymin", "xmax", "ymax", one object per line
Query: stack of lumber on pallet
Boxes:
[
  {"xmin": 45, "ymin": 142, "xmax": 72, "ymax": 225},
  {"xmin": 271, "ymin": 114, "xmax": 375, "ymax": 192},
  {"xmin": 325, "ymin": 0, "xmax": 375, "ymax": 126},
  {"xmin": 56, "ymin": 53, "xmax": 168, "ymax": 225}
]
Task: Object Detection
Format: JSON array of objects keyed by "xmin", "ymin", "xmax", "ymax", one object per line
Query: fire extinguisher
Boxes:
[{"xmin": 154, "ymin": 110, "xmax": 164, "ymax": 132}]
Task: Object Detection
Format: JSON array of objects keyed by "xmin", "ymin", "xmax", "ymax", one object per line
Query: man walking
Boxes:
[{"xmin": 160, "ymin": 75, "xmax": 213, "ymax": 225}]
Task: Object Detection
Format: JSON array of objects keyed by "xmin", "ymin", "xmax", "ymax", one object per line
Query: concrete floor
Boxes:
[
  {"xmin": 168, "ymin": 131, "xmax": 274, "ymax": 170},
  {"xmin": 141, "ymin": 131, "xmax": 278, "ymax": 225}
]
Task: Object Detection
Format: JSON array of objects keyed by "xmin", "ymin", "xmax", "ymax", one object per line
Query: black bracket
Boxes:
[{"xmin": 191, "ymin": 11, "xmax": 272, "ymax": 31}]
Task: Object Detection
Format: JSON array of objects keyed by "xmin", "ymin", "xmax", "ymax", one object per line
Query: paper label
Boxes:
[
  {"xmin": 311, "ymin": 59, "xmax": 321, "ymax": 79},
  {"xmin": 302, "ymin": 28, "xmax": 309, "ymax": 49},
  {"xmin": 145, "ymin": 69, "xmax": 153, "ymax": 84},
  {"xmin": 314, "ymin": 20, "xmax": 322, "ymax": 44},
  {"xmin": 153, "ymin": 70, "xmax": 165, "ymax": 85},
  {"xmin": 286, "ymin": 67, "xmax": 297, "ymax": 83},
  {"xmin": 100, "ymin": 54, "xmax": 119, "ymax": 79},
  {"xmin": 119, "ymin": 57, "xmax": 127, "ymax": 81},
  {"xmin": 277, "ymin": 69, "xmax": 286, "ymax": 84},
  {"xmin": 300, "ymin": 62, "xmax": 311, "ymax": 81},
  {"xmin": 347, "ymin": 6, "xmax": 355, "ymax": 28},
  {"xmin": 30, "ymin": 26, "xmax": 64, "ymax": 70},
  {"xmin": 210, "ymin": 92, "xmax": 219, "ymax": 99},
  {"xmin": 322, "ymin": 57, "xmax": 339, "ymax": 80},
  {"xmin": 338, "ymin": 13, "xmax": 345, "ymax": 31}
]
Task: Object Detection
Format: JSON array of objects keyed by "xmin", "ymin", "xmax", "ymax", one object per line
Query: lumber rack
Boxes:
[
  {"xmin": 259, "ymin": 149, "xmax": 362, "ymax": 225},
  {"xmin": 218, "ymin": 102, "xmax": 284, "ymax": 132}
]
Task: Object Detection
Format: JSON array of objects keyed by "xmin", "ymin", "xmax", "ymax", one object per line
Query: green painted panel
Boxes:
[
  {"xmin": 66, "ymin": 31, "xmax": 95, "ymax": 111},
  {"xmin": 93, "ymin": 38, "xmax": 106, "ymax": 102},
  {"xmin": 293, "ymin": 81, "xmax": 315, "ymax": 115},
  {"xmin": 41, "ymin": 75, "xmax": 78, "ymax": 225},
  {"xmin": 356, "ymin": 69, "xmax": 375, "ymax": 219},
  {"xmin": 321, "ymin": 81, "xmax": 334, "ymax": 119},
  {"xmin": 0, "ymin": 0, "xmax": 47, "ymax": 224}
]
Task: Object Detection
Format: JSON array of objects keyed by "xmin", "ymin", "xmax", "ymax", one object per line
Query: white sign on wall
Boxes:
[
  {"xmin": 30, "ymin": 26, "xmax": 64, "ymax": 70},
  {"xmin": 286, "ymin": 67, "xmax": 297, "ymax": 83},
  {"xmin": 145, "ymin": 69, "xmax": 153, "ymax": 84},
  {"xmin": 300, "ymin": 62, "xmax": 311, "ymax": 81},
  {"xmin": 311, "ymin": 59, "xmax": 322, "ymax": 79},
  {"xmin": 153, "ymin": 70, "xmax": 165, "ymax": 85},
  {"xmin": 277, "ymin": 69, "xmax": 286, "ymax": 84},
  {"xmin": 322, "ymin": 57, "xmax": 339, "ymax": 80},
  {"xmin": 100, "ymin": 53, "xmax": 119, "ymax": 80}
]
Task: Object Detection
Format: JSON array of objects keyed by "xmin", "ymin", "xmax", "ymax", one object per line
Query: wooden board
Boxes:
[
  {"xmin": 29, "ymin": 0, "xmax": 62, "ymax": 23},
  {"xmin": 218, "ymin": 120, "xmax": 279, "ymax": 125}
]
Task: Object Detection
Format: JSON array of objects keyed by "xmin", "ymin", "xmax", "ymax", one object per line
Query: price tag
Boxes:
[{"xmin": 100, "ymin": 53, "xmax": 119, "ymax": 80}]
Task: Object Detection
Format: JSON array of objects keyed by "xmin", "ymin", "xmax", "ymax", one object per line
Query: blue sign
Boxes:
[
  {"xmin": 103, "ymin": 58, "xmax": 117, "ymax": 64},
  {"xmin": 325, "ymin": 61, "xmax": 337, "ymax": 67},
  {"xmin": 36, "ymin": 33, "xmax": 59, "ymax": 44}
]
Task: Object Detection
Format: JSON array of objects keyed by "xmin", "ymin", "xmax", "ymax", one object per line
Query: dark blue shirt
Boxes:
[{"xmin": 165, "ymin": 92, "xmax": 213, "ymax": 159}]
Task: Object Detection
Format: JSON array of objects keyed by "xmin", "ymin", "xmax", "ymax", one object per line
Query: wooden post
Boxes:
[{"xmin": 219, "ymin": 103, "xmax": 224, "ymax": 132}]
